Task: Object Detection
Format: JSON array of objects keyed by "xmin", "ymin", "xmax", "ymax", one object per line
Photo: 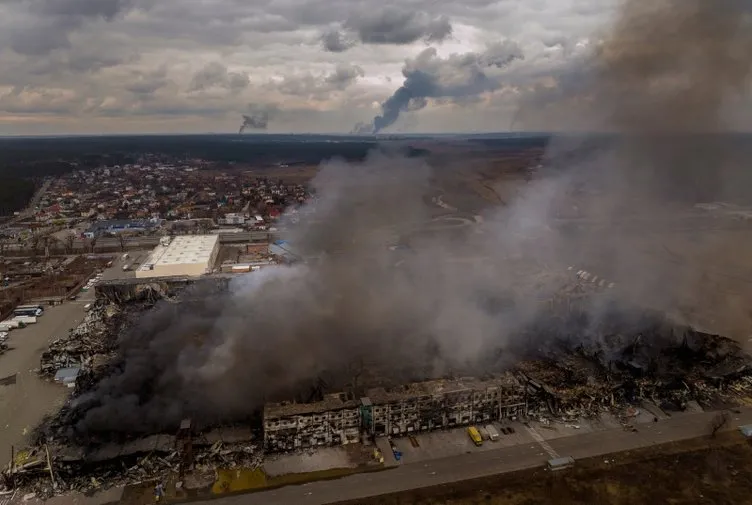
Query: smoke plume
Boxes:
[
  {"xmin": 356, "ymin": 41, "xmax": 524, "ymax": 133},
  {"xmin": 238, "ymin": 105, "xmax": 277, "ymax": 133},
  {"xmin": 70, "ymin": 0, "xmax": 752, "ymax": 436},
  {"xmin": 73, "ymin": 149, "xmax": 571, "ymax": 436},
  {"xmin": 523, "ymin": 0, "xmax": 752, "ymax": 332}
]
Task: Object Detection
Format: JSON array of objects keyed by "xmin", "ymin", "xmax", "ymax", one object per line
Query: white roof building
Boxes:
[{"xmin": 136, "ymin": 235, "xmax": 220, "ymax": 278}]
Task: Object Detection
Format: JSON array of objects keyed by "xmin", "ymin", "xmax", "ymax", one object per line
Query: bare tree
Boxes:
[
  {"xmin": 117, "ymin": 233, "xmax": 128, "ymax": 252},
  {"xmin": 30, "ymin": 233, "xmax": 40, "ymax": 257},
  {"xmin": 64, "ymin": 234, "xmax": 75, "ymax": 254},
  {"xmin": 83, "ymin": 236, "xmax": 98, "ymax": 253},
  {"xmin": 709, "ymin": 411, "xmax": 730, "ymax": 438}
]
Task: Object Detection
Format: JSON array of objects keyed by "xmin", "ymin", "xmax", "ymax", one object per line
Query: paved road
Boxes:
[
  {"xmin": 0, "ymin": 302, "xmax": 88, "ymax": 460},
  {"xmin": 217, "ymin": 408, "xmax": 752, "ymax": 505}
]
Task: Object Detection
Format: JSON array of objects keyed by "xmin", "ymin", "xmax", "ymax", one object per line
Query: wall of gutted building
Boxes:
[{"xmin": 262, "ymin": 374, "xmax": 530, "ymax": 452}]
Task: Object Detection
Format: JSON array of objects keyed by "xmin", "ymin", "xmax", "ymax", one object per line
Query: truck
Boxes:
[
  {"xmin": 467, "ymin": 426, "xmax": 483, "ymax": 446},
  {"xmin": 485, "ymin": 424, "xmax": 500, "ymax": 441},
  {"xmin": 13, "ymin": 316, "xmax": 37, "ymax": 324}
]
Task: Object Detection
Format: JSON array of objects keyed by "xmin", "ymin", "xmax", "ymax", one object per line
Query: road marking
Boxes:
[{"xmin": 525, "ymin": 426, "xmax": 559, "ymax": 459}]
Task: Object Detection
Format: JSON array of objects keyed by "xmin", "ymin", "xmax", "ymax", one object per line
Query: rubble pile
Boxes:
[
  {"xmin": 518, "ymin": 310, "xmax": 752, "ymax": 418},
  {"xmin": 3, "ymin": 445, "xmax": 180, "ymax": 498},
  {"xmin": 193, "ymin": 442, "xmax": 262, "ymax": 472},
  {"xmin": 2, "ymin": 428, "xmax": 263, "ymax": 498},
  {"xmin": 39, "ymin": 305, "xmax": 121, "ymax": 377}
]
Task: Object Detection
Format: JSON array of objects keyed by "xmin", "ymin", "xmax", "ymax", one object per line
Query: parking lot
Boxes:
[
  {"xmin": 99, "ymin": 250, "xmax": 151, "ymax": 281},
  {"xmin": 382, "ymin": 401, "xmax": 702, "ymax": 466},
  {"xmin": 0, "ymin": 302, "xmax": 87, "ymax": 459},
  {"xmin": 0, "ymin": 255, "xmax": 139, "ymax": 459},
  {"xmin": 389, "ymin": 421, "xmax": 533, "ymax": 464}
]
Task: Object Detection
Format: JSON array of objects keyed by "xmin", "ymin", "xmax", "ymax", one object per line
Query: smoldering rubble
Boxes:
[{"xmin": 8, "ymin": 267, "xmax": 752, "ymax": 498}]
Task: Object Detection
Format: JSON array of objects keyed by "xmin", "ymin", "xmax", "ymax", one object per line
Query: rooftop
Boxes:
[
  {"xmin": 263, "ymin": 374, "xmax": 525, "ymax": 418},
  {"xmin": 264, "ymin": 393, "xmax": 360, "ymax": 418},
  {"xmin": 364, "ymin": 374, "xmax": 524, "ymax": 404},
  {"xmin": 139, "ymin": 235, "xmax": 219, "ymax": 270}
]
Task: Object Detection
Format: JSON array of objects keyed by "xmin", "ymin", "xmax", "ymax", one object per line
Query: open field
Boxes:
[{"xmin": 332, "ymin": 431, "xmax": 752, "ymax": 505}]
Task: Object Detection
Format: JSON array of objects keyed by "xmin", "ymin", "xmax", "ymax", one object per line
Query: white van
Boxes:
[{"xmin": 485, "ymin": 424, "xmax": 500, "ymax": 441}]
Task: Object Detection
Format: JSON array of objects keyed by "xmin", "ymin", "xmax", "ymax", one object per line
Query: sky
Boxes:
[{"xmin": 0, "ymin": 0, "xmax": 622, "ymax": 135}]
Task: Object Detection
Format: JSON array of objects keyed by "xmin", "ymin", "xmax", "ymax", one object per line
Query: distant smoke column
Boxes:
[
  {"xmin": 239, "ymin": 112, "xmax": 270, "ymax": 134},
  {"xmin": 363, "ymin": 42, "xmax": 523, "ymax": 134}
]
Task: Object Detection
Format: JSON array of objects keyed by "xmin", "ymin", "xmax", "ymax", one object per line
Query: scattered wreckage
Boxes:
[
  {"xmin": 1, "ymin": 423, "xmax": 262, "ymax": 499},
  {"xmin": 5, "ymin": 289, "xmax": 752, "ymax": 498}
]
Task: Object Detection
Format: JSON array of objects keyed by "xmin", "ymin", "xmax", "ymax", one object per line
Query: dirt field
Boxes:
[{"xmin": 332, "ymin": 432, "xmax": 752, "ymax": 505}]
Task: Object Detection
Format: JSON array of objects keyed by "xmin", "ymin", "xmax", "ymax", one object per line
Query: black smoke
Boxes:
[
  {"xmin": 357, "ymin": 41, "xmax": 524, "ymax": 134},
  {"xmin": 239, "ymin": 110, "xmax": 271, "ymax": 133}
]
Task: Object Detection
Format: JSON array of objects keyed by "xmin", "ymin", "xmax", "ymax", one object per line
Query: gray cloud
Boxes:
[
  {"xmin": 275, "ymin": 64, "xmax": 364, "ymax": 99},
  {"xmin": 0, "ymin": 0, "xmax": 625, "ymax": 133},
  {"xmin": 7, "ymin": 0, "xmax": 145, "ymax": 56},
  {"xmin": 346, "ymin": 8, "xmax": 452, "ymax": 45},
  {"xmin": 32, "ymin": 0, "xmax": 137, "ymax": 20},
  {"xmin": 125, "ymin": 67, "xmax": 171, "ymax": 97},
  {"xmin": 357, "ymin": 41, "xmax": 524, "ymax": 133},
  {"xmin": 321, "ymin": 7, "xmax": 452, "ymax": 52},
  {"xmin": 189, "ymin": 62, "xmax": 250, "ymax": 93},
  {"xmin": 320, "ymin": 29, "xmax": 356, "ymax": 52}
]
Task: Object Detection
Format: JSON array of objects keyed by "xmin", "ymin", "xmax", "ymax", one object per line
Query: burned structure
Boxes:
[{"xmin": 263, "ymin": 374, "xmax": 527, "ymax": 452}]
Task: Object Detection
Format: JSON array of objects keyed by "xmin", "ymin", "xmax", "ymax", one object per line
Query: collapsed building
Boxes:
[{"xmin": 7, "ymin": 267, "xmax": 752, "ymax": 497}]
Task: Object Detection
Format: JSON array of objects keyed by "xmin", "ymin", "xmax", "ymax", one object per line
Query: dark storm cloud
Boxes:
[
  {"xmin": 356, "ymin": 41, "xmax": 524, "ymax": 133},
  {"xmin": 189, "ymin": 62, "xmax": 250, "ymax": 93},
  {"xmin": 321, "ymin": 7, "xmax": 452, "ymax": 52}
]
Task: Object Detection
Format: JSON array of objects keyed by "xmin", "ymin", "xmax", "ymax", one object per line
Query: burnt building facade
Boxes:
[
  {"xmin": 263, "ymin": 393, "xmax": 361, "ymax": 452},
  {"xmin": 263, "ymin": 374, "xmax": 528, "ymax": 452}
]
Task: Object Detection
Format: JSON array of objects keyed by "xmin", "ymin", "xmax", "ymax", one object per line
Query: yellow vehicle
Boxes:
[{"xmin": 467, "ymin": 426, "xmax": 483, "ymax": 446}]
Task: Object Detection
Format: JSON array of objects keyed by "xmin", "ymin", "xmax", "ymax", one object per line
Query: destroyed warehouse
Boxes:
[{"xmin": 5, "ymin": 273, "xmax": 752, "ymax": 497}]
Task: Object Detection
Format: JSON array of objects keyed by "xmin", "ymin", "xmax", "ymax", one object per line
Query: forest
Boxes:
[{"xmin": 0, "ymin": 177, "xmax": 35, "ymax": 216}]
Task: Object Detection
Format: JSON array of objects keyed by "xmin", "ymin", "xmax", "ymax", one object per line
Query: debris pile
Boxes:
[
  {"xmin": 193, "ymin": 441, "xmax": 262, "ymax": 472},
  {"xmin": 517, "ymin": 308, "xmax": 752, "ymax": 419},
  {"xmin": 1, "ymin": 428, "xmax": 262, "ymax": 498},
  {"xmin": 39, "ymin": 305, "xmax": 119, "ymax": 378}
]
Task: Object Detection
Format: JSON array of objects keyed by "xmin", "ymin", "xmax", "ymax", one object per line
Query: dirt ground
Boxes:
[{"xmin": 332, "ymin": 432, "xmax": 752, "ymax": 505}]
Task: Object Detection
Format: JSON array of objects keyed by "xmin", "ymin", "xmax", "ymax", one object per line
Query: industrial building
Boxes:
[
  {"xmin": 262, "ymin": 374, "xmax": 528, "ymax": 452},
  {"xmin": 135, "ymin": 235, "xmax": 220, "ymax": 279}
]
